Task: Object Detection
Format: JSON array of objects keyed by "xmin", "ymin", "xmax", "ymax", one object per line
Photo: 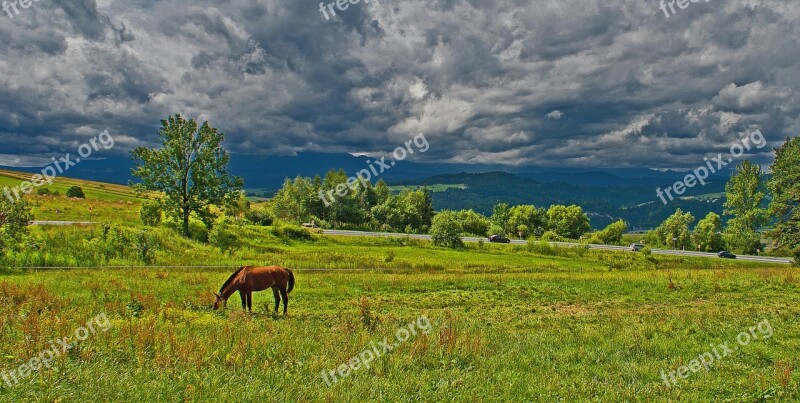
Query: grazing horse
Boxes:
[{"xmin": 213, "ymin": 266, "xmax": 295, "ymax": 314}]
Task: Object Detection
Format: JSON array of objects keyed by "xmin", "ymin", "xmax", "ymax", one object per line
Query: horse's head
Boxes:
[{"xmin": 213, "ymin": 293, "xmax": 226, "ymax": 310}]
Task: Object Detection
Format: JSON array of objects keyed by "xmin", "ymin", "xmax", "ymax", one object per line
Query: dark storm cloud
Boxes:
[{"xmin": 0, "ymin": 0, "xmax": 798, "ymax": 169}]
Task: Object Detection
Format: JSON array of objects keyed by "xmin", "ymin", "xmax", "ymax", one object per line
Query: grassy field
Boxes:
[
  {"xmin": 389, "ymin": 184, "xmax": 468, "ymax": 193},
  {"xmin": 0, "ymin": 169, "xmax": 144, "ymax": 223},
  {"xmin": 0, "ymin": 227, "xmax": 798, "ymax": 401},
  {"xmin": 1, "ymin": 171, "xmax": 799, "ymax": 401}
]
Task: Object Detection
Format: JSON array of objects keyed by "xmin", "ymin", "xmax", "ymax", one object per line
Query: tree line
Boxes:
[{"xmin": 643, "ymin": 139, "xmax": 798, "ymax": 259}]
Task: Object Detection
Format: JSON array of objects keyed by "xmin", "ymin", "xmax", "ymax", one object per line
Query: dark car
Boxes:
[
  {"xmin": 717, "ymin": 251, "xmax": 737, "ymax": 259},
  {"xmin": 488, "ymin": 235, "xmax": 511, "ymax": 243}
]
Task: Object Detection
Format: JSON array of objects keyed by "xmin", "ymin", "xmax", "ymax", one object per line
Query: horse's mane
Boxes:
[{"xmin": 219, "ymin": 266, "xmax": 248, "ymax": 293}]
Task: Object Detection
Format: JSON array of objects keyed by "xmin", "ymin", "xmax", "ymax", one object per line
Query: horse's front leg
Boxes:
[
  {"xmin": 239, "ymin": 290, "xmax": 247, "ymax": 311},
  {"xmin": 246, "ymin": 291, "xmax": 253, "ymax": 313}
]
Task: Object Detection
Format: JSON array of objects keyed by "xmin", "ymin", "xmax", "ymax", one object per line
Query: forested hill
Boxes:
[{"xmin": 401, "ymin": 171, "xmax": 728, "ymax": 229}]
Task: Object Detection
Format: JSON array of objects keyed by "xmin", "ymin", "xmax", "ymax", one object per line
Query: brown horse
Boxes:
[{"xmin": 213, "ymin": 266, "xmax": 295, "ymax": 314}]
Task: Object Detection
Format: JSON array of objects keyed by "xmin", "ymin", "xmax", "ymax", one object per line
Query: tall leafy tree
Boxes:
[
  {"xmin": 546, "ymin": 205, "xmax": 591, "ymax": 240},
  {"xmin": 595, "ymin": 220, "xmax": 628, "ymax": 245},
  {"xmin": 767, "ymin": 136, "xmax": 800, "ymax": 262},
  {"xmin": 374, "ymin": 180, "xmax": 391, "ymax": 205},
  {"xmin": 272, "ymin": 177, "xmax": 313, "ymax": 223},
  {"xmin": 456, "ymin": 209, "xmax": 491, "ymax": 237},
  {"xmin": 131, "ymin": 115, "xmax": 243, "ymax": 236},
  {"xmin": 491, "ymin": 203, "xmax": 511, "ymax": 233},
  {"xmin": 693, "ymin": 212, "xmax": 725, "ymax": 252},
  {"xmin": 404, "ymin": 188, "xmax": 434, "ymax": 232},
  {"xmin": 649, "ymin": 209, "xmax": 694, "ymax": 249},
  {"xmin": 723, "ymin": 161, "xmax": 767, "ymax": 254},
  {"xmin": 508, "ymin": 205, "xmax": 547, "ymax": 238},
  {"xmin": 371, "ymin": 195, "xmax": 406, "ymax": 231}
]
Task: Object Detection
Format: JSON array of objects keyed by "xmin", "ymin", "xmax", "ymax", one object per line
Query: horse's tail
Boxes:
[{"xmin": 286, "ymin": 268, "xmax": 295, "ymax": 293}]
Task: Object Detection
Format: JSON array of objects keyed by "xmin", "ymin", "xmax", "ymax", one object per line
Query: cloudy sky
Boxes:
[{"xmin": 0, "ymin": 0, "xmax": 798, "ymax": 169}]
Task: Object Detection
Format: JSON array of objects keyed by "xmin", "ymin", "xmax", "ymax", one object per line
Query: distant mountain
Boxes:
[
  {"xmin": 0, "ymin": 152, "xmax": 503, "ymax": 189},
  {"xmin": 0, "ymin": 151, "xmax": 736, "ymax": 190}
]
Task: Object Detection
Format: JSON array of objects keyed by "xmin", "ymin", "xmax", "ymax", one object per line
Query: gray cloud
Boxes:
[{"xmin": 0, "ymin": 0, "xmax": 798, "ymax": 169}]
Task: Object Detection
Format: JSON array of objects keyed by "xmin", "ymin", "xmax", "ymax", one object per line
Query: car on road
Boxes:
[
  {"xmin": 488, "ymin": 235, "xmax": 511, "ymax": 243},
  {"xmin": 717, "ymin": 251, "xmax": 737, "ymax": 259},
  {"xmin": 630, "ymin": 243, "xmax": 645, "ymax": 251}
]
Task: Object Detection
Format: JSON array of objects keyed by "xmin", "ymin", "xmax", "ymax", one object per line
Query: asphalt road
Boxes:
[{"xmin": 322, "ymin": 229, "xmax": 794, "ymax": 265}]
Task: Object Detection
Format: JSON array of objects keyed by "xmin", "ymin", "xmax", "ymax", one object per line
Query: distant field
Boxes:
[
  {"xmin": 0, "ymin": 169, "xmax": 145, "ymax": 222},
  {"xmin": 389, "ymin": 184, "xmax": 467, "ymax": 192},
  {"xmin": 680, "ymin": 192, "xmax": 726, "ymax": 200}
]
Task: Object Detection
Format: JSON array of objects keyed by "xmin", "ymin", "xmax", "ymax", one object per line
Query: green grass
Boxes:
[
  {"xmin": 1, "ymin": 172, "xmax": 798, "ymax": 401},
  {"xmin": 1, "ymin": 224, "xmax": 798, "ymax": 401},
  {"xmin": 1, "ymin": 169, "xmax": 146, "ymax": 223}
]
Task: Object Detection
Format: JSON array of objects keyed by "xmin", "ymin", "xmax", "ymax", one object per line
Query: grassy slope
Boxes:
[
  {"xmin": 0, "ymin": 169, "xmax": 144, "ymax": 223},
  {"xmin": 0, "ymin": 171, "xmax": 798, "ymax": 401}
]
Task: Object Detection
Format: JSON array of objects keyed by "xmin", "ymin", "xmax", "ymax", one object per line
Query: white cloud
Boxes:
[{"xmin": 546, "ymin": 110, "xmax": 563, "ymax": 120}]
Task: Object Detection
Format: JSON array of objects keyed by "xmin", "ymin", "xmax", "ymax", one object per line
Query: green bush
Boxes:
[
  {"xmin": 245, "ymin": 207, "xmax": 274, "ymax": 226},
  {"xmin": 209, "ymin": 220, "xmax": 240, "ymax": 253},
  {"xmin": 188, "ymin": 221, "xmax": 209, "ymax": 242},
  {"xmin": 134, "ymin": 231, "xmax": 155, "ymax": 264},
  {"xmin": 66, "ymin": 186, "xmax": 85, "ymax": 198},
  {"xmin": 541, "ymin": 230, "xmax": 570, "ymax": 242},
  {"xmin": 271, "ymin": 225, "xmax": 312, "ymax": 241},
  {"xmin": 100, "ymin": 224, "xmax": 129, "ymax": 261},
  {"xmin": 430, "ymin": 211, "xmax": 464, "ymax": 249},
  {"xmin": 36, "ymin": 188, "xmax": 51, "ymax": 196},
  {"xmin": 0, "ymin": 197, "xmax": 33, "ymax": 243},
  {"xmin": 593, "ymin": 220, "xmax": 628, "ymax": 245},
  {"xmin": 140, "ymin": 199, "xmax": 163, "ymax": 227}
]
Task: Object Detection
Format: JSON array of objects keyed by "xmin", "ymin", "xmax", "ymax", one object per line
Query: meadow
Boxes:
[
  {"xmin": 0, "ymin": 228, "xmax": 798, "ymax": 401},
  {"xmin": 0, "ymin": 171, "xmax": 798, "ymax": 401}
]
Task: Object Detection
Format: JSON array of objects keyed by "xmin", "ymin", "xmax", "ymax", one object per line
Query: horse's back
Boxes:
[
  {"xmin": 250, "ymin": 265, "xmax": 288, "ymax": 276},
  {"xmin": 247, "ymin": 266, "xmax": 289, "ymax": 289}
]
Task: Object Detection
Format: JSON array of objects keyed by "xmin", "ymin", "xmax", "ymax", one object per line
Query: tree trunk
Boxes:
[{"xmin": 182, "ymin": 208, "xmax": 190, "ymax": 237}]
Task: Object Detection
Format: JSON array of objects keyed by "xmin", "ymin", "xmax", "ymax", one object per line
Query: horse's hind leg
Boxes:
[
  {"xmin": 272, "ymin": 286, "xmax": 280, "ymax": 314},
  {"xmin": 279, "ymin": 286, "xmax": 289, "ymax": 315}
]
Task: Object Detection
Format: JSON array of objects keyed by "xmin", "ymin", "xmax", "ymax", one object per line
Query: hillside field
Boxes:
[{"xmin": 0, "ymin": 171, "xmax": 798, "ymax": 401}]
